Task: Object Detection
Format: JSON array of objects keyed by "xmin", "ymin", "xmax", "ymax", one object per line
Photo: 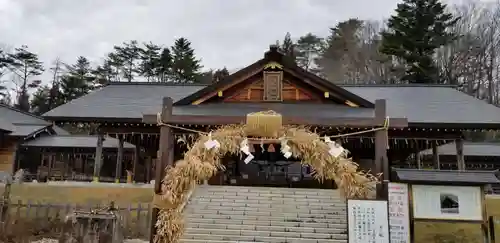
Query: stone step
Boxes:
[
  {"xmin": 186, "ymin": 223, "xmax": 347, "ymax": 234},
  {"xmin": 187, "ymin": 205, "xmax": 346, "ymax": 213},
  {"xmin": 194, "ymin": 194, "xmax": 345, "ymax": 203},
  {"xmin": 185, "ymin": 209, "xmax": 346, "ymax": 218},
  {"xmin": 184, "ymin": 228, "xmax": 346, "ymax": 239},
  {"xmin": 182, "ymin": 233, "xmax": 347, "ymax": 243},
  {"xmin": 197, "ymin": 186, "xmax": 341, "ymax": 194},
  {"xmin": 186, "ymin": 218, "xmax": 347, "ymax": 229},
  {"xmin": 189, "ymin": 200, "xmax": 345, "ymax": 207},
  {"xmin": 181, "ymin": 239, "xmax": 346, "ymax": 243},
  {"xmin": 186, "ymin": 213, "xmax": 347, "ymax": 223}
]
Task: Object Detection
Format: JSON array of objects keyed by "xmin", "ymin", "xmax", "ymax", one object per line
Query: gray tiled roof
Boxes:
[
  {"xmin": 42, "ymin": 83, "xmax": 500, "ymax": 126},
  {"xmin": 43, "ymin": 83, "xmax": 205, "ymax": 119},
  {"xmin": 0, "ymin": 104, "xmax": 51, "ymax": 136},
  {"xmin": 22, "ymin": 135, "xmax": 136, "ymax": 149},
  {"xmin": 392, "ymin": 168, "xmax": 500, "ymax": 184},
  {"xmin": 9, "ymin": 125, "xmax": 47, "ymax": 137},
  {"xmin": 421, "ymin": 142, "xmax": 500, "ymax": 157},
  {"xmin": 343, "ymin": 85, "xmax": 500, "ymax": 124},
  {"xmin": 0, "ymin": 104, "xmax": 50, "ymax": 125},
  {"xmin": 0, "ymin": 118, "xmax": 15, "ymax": 132}
]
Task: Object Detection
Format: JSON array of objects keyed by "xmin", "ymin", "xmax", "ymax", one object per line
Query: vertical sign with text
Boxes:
[{"xmin": 388, "ymin": 182, "xmax": 410, "ymax": 243}]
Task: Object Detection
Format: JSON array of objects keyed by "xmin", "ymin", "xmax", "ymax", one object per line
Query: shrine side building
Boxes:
[{"xmin": 37, "ymin": 46, "xmax": 500, "ymax": 187}]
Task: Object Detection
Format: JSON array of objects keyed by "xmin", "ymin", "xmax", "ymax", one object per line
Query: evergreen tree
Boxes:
[
  {"xmin": 113, "ymin": 40, "xmax": 142, "ymax": 82},
  {"xmin": 0, "ymin": 49, "xmax": 12, "ymax": 100},
  {"xmin": 139, "ymin": 42, "xmax": 161, "ymax": 82},
  {"xmin": 276, "ymin": 32, "xmax": 296, "ymax": 64},
  {"xmin": 60, "ymin": 56, "xmax": 93, "ymax": 102},
  {"xmin": 8, "ymin": 45, "xmax": 44, "ymax": 111},
  {"xmin": 380, "ymin": 0, "xmax": 458, "ymax": 83},
  {"xmin": 31, "ymin": 58, "xmax": 65, "ymax": 114},
  {"xmin": 92, "ymin": 60, "xmax": 115, "ymax": 86},
  {"xmin": 213, "ymin": 67, "xmax": 230, "ymax": 83},
  {"xmin": 157, "ymin": 47, "xmax": 173, "ymax": 82},
  {"xmin": 171, "ymin": 38, "xmax": 202, "ymax": 83},
  {"xmin": 296, "ymin": 33, "xmax": 323, "ymax": 71},
  {"xmin": 31, "ymin": 85, "xmax": 53, "ymax": 115}
]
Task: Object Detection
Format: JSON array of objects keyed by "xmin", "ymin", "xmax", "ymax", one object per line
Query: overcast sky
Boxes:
[{"xmin": 0, "ymin": 0, "xmax": 486, "ymax": 75}]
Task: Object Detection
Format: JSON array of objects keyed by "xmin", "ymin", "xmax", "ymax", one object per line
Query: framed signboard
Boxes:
[
  {"xmin": 412, "ymin": 185, "xmax": 482, "ymax": 221},
  {"xmin": 348, "ymin": 199, "xmax": 390, "ymax": 243},
  {"xmin": 388, "ymin": 182, "xmax": 410, "ymax": 243}
]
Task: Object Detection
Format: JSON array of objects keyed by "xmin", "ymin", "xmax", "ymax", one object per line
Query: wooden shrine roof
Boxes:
[
  {"xmin": 42, "ymin": 82, "xmax": 500, "ymax": 129},
  {"xmin": 421, "ymin": 142, "xmax": 500, "ymax": 157},
  {"xmin": 0, "ymin": 104, "xmax": 70, "ymax": 137},
  {"xmin": 392, "ymin": 168, "xmax": 500, "ymax": 185}
]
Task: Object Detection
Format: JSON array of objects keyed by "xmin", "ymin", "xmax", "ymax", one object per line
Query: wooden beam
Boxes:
[
  {"xmin": 92, "ymin": 134, "xmax": 104, "ymax": 182},
  {"xmin": 374, "ymin": 99, "xmax": 389, "ymax": 200},
  {"xmin": 143, "ymin": 114, "xmax": 408, "ymax": 128},
  {"xmin": 150, "ymin": 97, "xmax": 174, "ymax": 243},
  {"xmin": 432, "ymin": 141, "xmax": 440, "ymax": 169},
  {"xmin": 456, "ymin": 138, "xmax": 465, "ymax": 171},
  {"xmin": 115, "ymin": 134, "xmax": 124, "ymax": 183},
  {"xmin": 133, "ymin": 144, "xmax": 139, "ymax": 183},
  {"xmin": 99, "ymin": 126, "xmax": 159, "ymax": 134}
]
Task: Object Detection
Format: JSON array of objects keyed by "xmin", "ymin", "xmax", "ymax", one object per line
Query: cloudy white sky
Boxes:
[{"xmin": 0, "ymin": 0, "xmax": 487, "ymax": 76}]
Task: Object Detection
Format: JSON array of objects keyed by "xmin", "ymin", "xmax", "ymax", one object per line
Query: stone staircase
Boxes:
[{"xmin": 181, "ymin": 185, "xmax": 348, "ymax": 243}]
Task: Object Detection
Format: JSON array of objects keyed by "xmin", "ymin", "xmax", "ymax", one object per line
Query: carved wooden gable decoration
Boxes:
[
  {"xmin": 263, "ymin": 65, "xmax": 283, "ymax": 101},
  {"xmin": 174, "ymin": 45, "xmax": 374, "ymax": 108}
]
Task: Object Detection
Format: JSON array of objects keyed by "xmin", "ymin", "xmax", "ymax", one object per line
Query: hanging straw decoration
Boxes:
[
  {"xmin": 153, "ymin": 124, "xmax": 379, "ymax": 243},
  {"xmin": 245, "ymin": 110, "xmax": 282, "ymax": 137}
]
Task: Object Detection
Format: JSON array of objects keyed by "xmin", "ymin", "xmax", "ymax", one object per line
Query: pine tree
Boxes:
[
  {"xmin": 157, "ymin": 48, "xmax": 173, "ymax": 82},
  {"xmin": 60, "ymin": 56, "xmax": 93, "ymax": 102},
  {"xmin": 113, "ymin": 40, "xmax": 142, "ymax": 82},
  {"xmin": 31, "ymin": 59, "xmax": 65, "ymax": 114},
  {"xmin": 171, "ymin": 38, "xmax": 202, "ymax": 83},
  {"xmin": 8, "ymin": 45, "xmax": 44, "ymax": 111},
  {"xmin": 0, "ymin": 49, "xmax": 12, "ymax": 100},
  {"xmin": 93, "ymin": 60, "xmax": 115, "ymax": 86},
  {"xmin": 213, "ymin": 67, "xmax": 230, "ymax": 83},
  {"xmin": 139, "ymin": 42, "xmax": 161, "ymax": 82},
  {"xmin": 277, "ymin": 32, "xmax": 296, "ymax": 64},
  {"xmin": 380, "ymin": 0, "xmax": 458, "ymax": 83},
  {"xmin": 296, "ymin": 33, "xmax": 323, "ymax": 71}
]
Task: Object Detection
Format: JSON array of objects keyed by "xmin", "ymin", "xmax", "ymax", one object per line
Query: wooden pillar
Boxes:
[
  {"xmin": 93, "ymin": 134, "xmax": 104, "ymax": 182},
  {"xmin": 374, "ymin": 99, "xmax": 389, "ymax": 200},
  {"xmin": 115, "ymin": 134, "xmax": 124, "ymax": 183},
  {"xmin": 47, "ymin": 154, "xmax": 53, "ymax": 181},
  {"xmin": 415, "ymin": 145, "xmax": 422, "ymax": 169},
  {"xmin": 456, "ymin": 138, "xmax": 465, "ymax": 171},
  {"xmin": 150, "ymin": 97, "xmax": 174, "ymax": 243},
  {"xmin": 133, "ymin": 145, "xmax": 139, "ymax": 183},
  {"xmin": 146, "ymin": 156, "xmax": 152, "ymax": 183},
  {"xmin": 432, "ymin": 141, "xmax": 440, "ymax": 170}
]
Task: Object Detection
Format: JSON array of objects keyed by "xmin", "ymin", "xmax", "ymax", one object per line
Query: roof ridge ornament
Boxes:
[{"xmin": 263, "ymin": 61, "xmax": 283, "ymax": 70}]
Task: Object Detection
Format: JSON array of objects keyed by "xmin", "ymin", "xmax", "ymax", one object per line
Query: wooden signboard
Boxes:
[
  {"xmin": 348, "ymin": 199, "xmax": 390, "ymax": 243},
  {"xmin": 388, "ymin": 182, "xmax": 410, "ymax": 243}
]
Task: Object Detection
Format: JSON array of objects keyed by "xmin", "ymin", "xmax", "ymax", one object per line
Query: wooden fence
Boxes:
[{"xmin": 0, "ymin": 200, "xmax": 152, "ymax": 241}]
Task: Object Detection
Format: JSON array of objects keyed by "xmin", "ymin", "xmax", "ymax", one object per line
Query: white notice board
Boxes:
[
  {"xmin": 348, "ymin": 199, "xmax": 390, "ymax": 243},
  {"xmin": 412, "ymin": 185, "xmax": 482, "ymax": 221},
  {"xmin": 388, "ymin": 183, "xmax": 410, "ymax": 243}
]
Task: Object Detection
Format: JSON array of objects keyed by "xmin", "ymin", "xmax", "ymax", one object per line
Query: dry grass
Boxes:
[{"xmin": 2, "ymin": 184, "xmax": 153, "ymax": 206}]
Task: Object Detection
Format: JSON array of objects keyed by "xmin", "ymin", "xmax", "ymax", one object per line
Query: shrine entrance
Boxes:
[{"xmin": 208, "ymin": 143, "xmax": 337, "ymax": 189}]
